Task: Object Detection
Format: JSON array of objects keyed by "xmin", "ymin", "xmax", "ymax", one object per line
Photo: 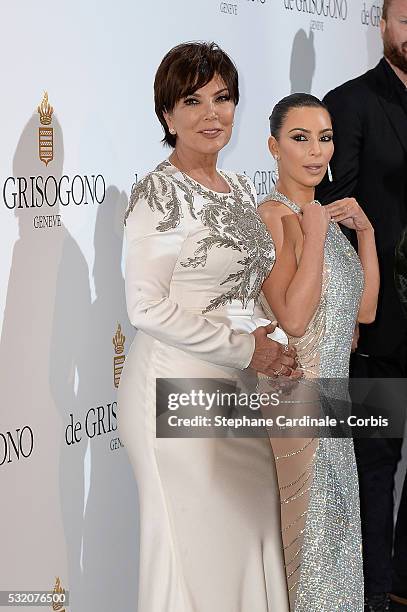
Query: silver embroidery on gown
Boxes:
[
  {"xmin": 126, "ymin": 160, "xmax": 276, "ymax": 314},
  {"xmin": 259, "ymin": 189, "xmax": 365, "ymax": 612}
]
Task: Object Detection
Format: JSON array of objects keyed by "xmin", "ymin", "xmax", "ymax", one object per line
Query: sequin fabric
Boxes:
[
  {"xmin": 125, "ymin": 160, "xmax": 276, "ymax": 314},
  {"xmin": 260, "ymin": 189, "xmax": 365, "ymax": 611}
]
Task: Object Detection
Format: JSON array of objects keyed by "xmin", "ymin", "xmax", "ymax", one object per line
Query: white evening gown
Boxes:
[{"xmin": 117, "ymin": 160, "xmax": 290, "ymax": 612}]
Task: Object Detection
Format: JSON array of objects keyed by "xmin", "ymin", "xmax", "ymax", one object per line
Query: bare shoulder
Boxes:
[
  {"xmin": 258, "ymin": 199, "xmax": 299, "ymax": 232},
  {"xmin": 258, "ymin": 200, "xmax": 301, "ymax": 254},
  {"xmin": 258, "ymin": 198, "xmax": 290, "ymax": 222},
  {"xmin": 258, "ymin": 198, "xmax": 285, "ymax": 214}
]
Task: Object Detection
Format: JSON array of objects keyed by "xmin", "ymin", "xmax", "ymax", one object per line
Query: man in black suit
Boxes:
[{"xmin": 316, "ymin": 1, "xmax": 407, "ymax": 610}]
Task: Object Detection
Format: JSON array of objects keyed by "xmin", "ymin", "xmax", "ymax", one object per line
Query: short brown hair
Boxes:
[{"xmin": 154, "ymin": 41, "xmax": 239, "ymax": 147}]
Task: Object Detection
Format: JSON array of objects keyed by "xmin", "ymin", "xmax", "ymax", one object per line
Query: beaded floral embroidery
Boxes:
[{"xmin": 124, "ymin": 161, "xmax": 275, "ymax": 313}]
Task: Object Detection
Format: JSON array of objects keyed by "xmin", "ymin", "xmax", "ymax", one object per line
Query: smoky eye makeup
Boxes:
[
  {"xmin": 290, "ymin": 132, "xmax": 308, "ymax": 141},
  {"xmin": 289, "ymin": 130, "xmax": 333, "ymax": 142},
  {"xmin": 217, "ymin": 92, "xmax": 231, "ymax": 102},
  {"xmin": 183, "ymin": 97, "xmax": 199, "ymax": 105}
]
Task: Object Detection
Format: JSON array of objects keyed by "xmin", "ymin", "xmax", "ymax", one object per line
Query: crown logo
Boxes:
[
  {"xmin": 113, "ymin": 323, "xmax": 126, "ymax": 388},
  {"xmin": 38, "ymin": 92, "xmax": 53, "ymax": 125},
  {"xmin": 113, "ymin": 323, "xmax": 125, "ymax": 354},
  {"xmin": 37, "ymin": 91, "xmax": 54, "ymax": 166},
  {"xmin": 52, "ymin": 576, "xmax": 66, "ymax": 612}
]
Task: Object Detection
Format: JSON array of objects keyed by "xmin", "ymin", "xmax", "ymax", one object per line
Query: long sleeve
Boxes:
[
  {"xmin": 124, "ymin": 174, "xmax": 255, "ymax": 370},
  {"xmin": 395, "ymin": 225, "xmax": 407, "ymax": 319},
  {"xmin": 316, "ymin": 88, "xmax": 363, "ymax": 205}
]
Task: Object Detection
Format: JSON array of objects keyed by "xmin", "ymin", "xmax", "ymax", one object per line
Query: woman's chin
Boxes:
[
  {"xmin": 187, "ymin": 134, "xmax": 231, "ymax": 157},
  {"xmin": 312, "ymin": 176, "xmax": 325, "ymax": 187},
  {"xmin": 302, "ymin": 174, "xmax": 326, "ymax": 189},
  {"xmin": 290, "ymin": 176, "xmax": 324, "ymax": 190}
]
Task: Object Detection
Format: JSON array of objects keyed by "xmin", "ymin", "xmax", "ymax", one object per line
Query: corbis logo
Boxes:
[
  {"xmin": 361, "ymin": 2, "xmax": 382, "ymax": 26},
  {"xmin": 284, "ymin": 0, "xmax": 348, "ymax": 20},
  {"xmin": 38, "ymin": 92, "xmax": 54, "ymax": 166},
  {"xmin": 2, "ymin": 91, "xmax": 106, "ymax": 229},
  {"xmin": 0, "ymin": 425, "xmax": 34, "ymax": 467},
  {"xmin": 113, "ymin": 323, "xmax": 126, "ymax": 389}
]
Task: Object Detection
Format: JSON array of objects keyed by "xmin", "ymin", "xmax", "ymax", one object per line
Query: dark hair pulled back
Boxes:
[{"xmin": 269, "ymin": 93, "xmax": 330, "ymax": 139}]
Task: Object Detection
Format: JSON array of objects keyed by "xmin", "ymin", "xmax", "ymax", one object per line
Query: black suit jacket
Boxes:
[
  {"xmin": 316, "ymin": 58, "xmax": 407, "ymax": 357},
  {"xmin": 395, "ymin": 225, "xmax": 407, "ymax": 319}
]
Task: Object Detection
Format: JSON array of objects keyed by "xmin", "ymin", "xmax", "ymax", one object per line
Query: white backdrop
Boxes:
[{"xmin": 0, "ymin": 1, "xmax": 384, "ymax": 610}]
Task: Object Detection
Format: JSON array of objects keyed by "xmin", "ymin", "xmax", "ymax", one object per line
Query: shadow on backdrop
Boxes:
[
  {"xmin": 78, "ymin": 185, "xmax": 139, "ymax": 611},
  {"xmin": 0, "ymin": 112, "xmax": 139, "ymax": 611},
  {"xmin": 46, "ymin": 114, "xmax": 91, "ymax": 611},
  {"xmin": 290, "ymin": 29, "xmax": 316, "ymax": 94},
  {"xmin": 366, "ymin": 22, "xmax": 383, "ymax": 70},
  {"xmin": 0, "ymin": 114, "xmax": 74, "ymax": 593}
]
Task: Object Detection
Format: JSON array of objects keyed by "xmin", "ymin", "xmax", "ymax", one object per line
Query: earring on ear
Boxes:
[
  {"xmin": 328, "ymin": 163, "xmax": 333, "ymax": 182},
  {"xmin": 169, "ymin": 128, "xmax": 176, "ymax": 135}
]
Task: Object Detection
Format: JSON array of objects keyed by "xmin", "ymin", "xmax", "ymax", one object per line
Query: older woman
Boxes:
[{"xmin": 118, "ymin": 42, "xmax": 297, "ymax": 611}]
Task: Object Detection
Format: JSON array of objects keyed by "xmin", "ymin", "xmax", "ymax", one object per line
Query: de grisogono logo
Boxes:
[
  {"xmin": 65, "ymin": 323, "xmax": 126, "ymax": 452},
  {"xmin": 251, "ymin": 169, "xmax": 275, "ymax": 197},
  {"xmin": 284, "ymin": 0, "xmax": 348, "ymax": 20},
  {"xmin": 0, "ymin": 425, "xmax": 34, "ymax": 467},
  {"xmin": 220, "ymin": 0, "xmax": 266, "ymax": 17},
  {"xmin": 243, "ymin": 169, "xmax": 274, "ymax": 197},
  {"xmin": 361, "ymin": 2, "xmax": 382, "ymax": 26},
  {"xmin": 2, "ymin": 91, "xmax": 106, "ymax": 229}
]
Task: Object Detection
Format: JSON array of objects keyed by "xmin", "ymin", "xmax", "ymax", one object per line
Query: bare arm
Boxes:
[
  {"xmin": 355, "ymin": 227, "xmax": 380, "ymax": 322},
  {"xmin": 259, "ymin": 202, "xmax": 329, "ymax": 337},
  {"xmin": 326, "ymin": 198, "xmax": 379, "ymax": 323}
]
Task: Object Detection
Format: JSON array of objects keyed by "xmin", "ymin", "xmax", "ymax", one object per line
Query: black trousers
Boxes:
[{"xmin": 351, "ymin": 348, "xmax": 407, "ymax": 598}]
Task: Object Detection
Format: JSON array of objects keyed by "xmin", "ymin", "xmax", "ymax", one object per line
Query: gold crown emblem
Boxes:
[
  {"xmin": 37, "ymin": 91, "xmax": 53, "ymax": 125},
  {"xmin": 113, "ymin": 323, "xmax": 125, "ymax": 355},
  {"xmin": 113, "ymin": 323, "xmax": 126, "ymax": 388},
  {"xmin": 52, "ymin": 576, "xmax": 66, "ymax": 612}
]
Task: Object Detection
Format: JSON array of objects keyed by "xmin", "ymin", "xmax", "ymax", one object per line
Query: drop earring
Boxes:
[
  {"xmin": 328, "ymin": 163, "xmax": 333, "ymax": 182},
  {"xmin": 272, "ymin": 157, "xmax": 280, "ymax": 184}
]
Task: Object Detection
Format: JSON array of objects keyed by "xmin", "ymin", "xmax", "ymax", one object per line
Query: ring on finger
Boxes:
[
  {"xmin": 272, "ymin": 364, "xmax": 285, "ymax": 376},
  {"xmin": 283, "ymin": 344, "xmax": 290, "ymax": 353}
]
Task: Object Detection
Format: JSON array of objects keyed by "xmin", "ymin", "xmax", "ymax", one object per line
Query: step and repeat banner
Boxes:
[{"xmin": 0, "ymin": 1, "xmax": 384, "ymax": 610}]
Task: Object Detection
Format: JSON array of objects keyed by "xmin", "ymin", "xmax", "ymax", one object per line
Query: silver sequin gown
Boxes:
[{"xmin": 258, "ymin": 191, "xmax": 365, "ymax": 611}]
